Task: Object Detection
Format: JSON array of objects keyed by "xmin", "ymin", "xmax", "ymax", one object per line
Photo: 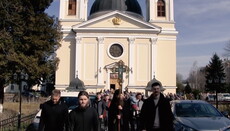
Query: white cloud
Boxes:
[
  {"xmin": 175, "ymin": 0, "xmax": 230, "ymax": 17},
  {"xmin": 177, "ymin": 55, "xmax": 210, "ymax": 67},
  {"xmin": 177, "ymin": 36, "xmax": 230, "ymax": 46},
  {"xmin": 175, "ymin": 0, "xmax": 230, "ymax": 47},
  {"xmin": 177, "ymin": 55, "xmax": 211, "ymax": 78}
]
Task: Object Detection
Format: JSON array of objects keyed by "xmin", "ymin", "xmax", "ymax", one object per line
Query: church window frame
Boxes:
[
  {"xmin": 157, "ymin": 0, "xmax": 166, "ymax": 17},
  {"xmin": 68, "ymin": 0, "xmax": 76, "ymax": 15},
  {"xmin": 108, "ymin": 43, "xmax": 124, "ymax": 60}
]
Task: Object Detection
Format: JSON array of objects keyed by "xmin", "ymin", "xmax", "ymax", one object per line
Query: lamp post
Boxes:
[
  {"xmin": 208, "ymin": 78, "xmax": 225, "ymax": 109},
  {"xmin": 14, "ymin": 72, "xmax": 28, "ymax": 131}
]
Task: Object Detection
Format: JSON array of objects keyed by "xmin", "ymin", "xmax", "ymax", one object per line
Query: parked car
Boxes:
[
  {"xmin": 220, "ymin": 126, "xmax": 230, "ymax": 131},
  {"xmin": 206, "ymin": 94, "xmax": 215, "ymax": 101},
  {"xmin": 206, "ymin": 94, "xmax": 226, "ymax": 101},
  {"xmin": 222, "ymin": 93, "xmax": 230, "ymax": 101},
  {"xmin": 171, "ymin": 100, "xmax": 230, "ymax": 131}
]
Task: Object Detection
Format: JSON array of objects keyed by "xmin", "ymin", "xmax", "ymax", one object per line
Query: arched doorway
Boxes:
[{"xmin": 110, "ymin": 73, "xmax": 120, "ymax": 90}]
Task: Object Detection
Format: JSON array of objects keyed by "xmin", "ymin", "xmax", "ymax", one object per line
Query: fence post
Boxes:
[
  {"xmin": 0, "ymin": 104, "xmax": 3, "ymax": 113},
  {"xmin": 0, "ymin": 113, "xmax": 36, "ymax": 130}
]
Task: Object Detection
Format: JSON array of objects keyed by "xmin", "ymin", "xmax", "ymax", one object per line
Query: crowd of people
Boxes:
[{"xmin": 38, "ymin": 81, "xmax": 175, "ymax": 131}]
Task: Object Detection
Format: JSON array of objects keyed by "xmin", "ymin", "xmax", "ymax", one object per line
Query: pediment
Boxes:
[
  {"xmin": 104, "ymin": 60, "xmax": 130, "ymax": 73},
  {"xmin": 104, "ymin": 62, "xmax": 118, "ymax": 69},
  {"xmin": 72, "ymin": 11, "xmax": 161, "ymax": 33}
]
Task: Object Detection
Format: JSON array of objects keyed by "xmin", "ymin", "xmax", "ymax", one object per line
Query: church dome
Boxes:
[
  {"xmin": 89, "ymin": 0, "xmax": 143, "ymax": 19},
  {"xmin": 67, "ymin": 76, "xmax": 86, "ymax": 91},
  {"xmin": 146, "ymin": 77, "xmax": 165, "ymax": 91}
]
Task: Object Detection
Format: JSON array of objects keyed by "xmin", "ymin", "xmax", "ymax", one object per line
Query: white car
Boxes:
[{"xmin": 223, "ymin": 94, "xmax": 230, "ymax": 101}]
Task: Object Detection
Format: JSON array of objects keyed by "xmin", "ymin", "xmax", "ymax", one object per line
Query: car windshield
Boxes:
[
  {"xmin": 60, "ymin": 97, "xmax": 79, "ymax": 110},
  {"xmin": 60, "ymin": 95, "xmax": 96, "ymax": 110},
  {"xmin": 175, "ymin": 103, "xmax": 222, "ymax": 117},
  {"xmin": 209, "ymin": 95, "xmax": 214, "ymax": 98}
]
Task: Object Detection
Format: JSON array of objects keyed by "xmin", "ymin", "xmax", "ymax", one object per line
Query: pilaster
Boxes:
[
  {"xmin": 169, "ymin": 0, "xmax": 174, "ymax": 21},
  {"xmin": 75, "ymin": 37, "xmax": 82, "ymax": 78},
  {"xmin": 128, "ymin": 37, "xmax": 135, "ymax": 86},
  {"xmin": 79, "ymin": 0, "xmax": 88, "ymax": 20},
  {"xmin": 151, "ymin": 38, "xmax": 157, "ymax": 79},
  {"xmin": 97, "ymin": 37, "xmax": 104, "ymax": 85}
]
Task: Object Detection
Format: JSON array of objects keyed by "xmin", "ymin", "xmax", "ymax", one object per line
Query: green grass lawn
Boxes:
[{"xmin": 4, "ymin": 102, "xmax": 40, "ymax": 115}]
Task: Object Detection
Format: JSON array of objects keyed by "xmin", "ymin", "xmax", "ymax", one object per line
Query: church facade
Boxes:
[{"xmin": 55, "ymin": 0, "xmax": 178, "ymax": 94}]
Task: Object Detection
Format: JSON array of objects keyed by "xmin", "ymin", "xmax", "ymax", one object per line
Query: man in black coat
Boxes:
[
  {"xmin": 38, "ymin": 89, "xmax": 68, "ymax": 131},
  {"xmin": 67, "ymin": 91, "xmax": 99, "ymax": 131},
  {"xmin": 140, "ymin": 82, "xmax": 174, "ymax": 131}
]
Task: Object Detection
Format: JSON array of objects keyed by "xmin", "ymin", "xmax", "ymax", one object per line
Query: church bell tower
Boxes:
[
  {"xmin": 146, "ymin": 0, "xmax": 174, "ymax": 23},
  {"xmin": 59, "ymin": 0, "xmax": 88, "ymax": 21}
]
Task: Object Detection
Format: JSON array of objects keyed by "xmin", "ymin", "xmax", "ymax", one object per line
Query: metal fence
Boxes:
[{"xmin": 0, "ymin": 113, "xmax": 36, "ymax": 131}]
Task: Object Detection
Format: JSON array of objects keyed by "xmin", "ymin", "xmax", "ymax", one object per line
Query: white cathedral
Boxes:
[{"xmin": 55, "ymin": 0, "xmax": 178, "ymax": 94}]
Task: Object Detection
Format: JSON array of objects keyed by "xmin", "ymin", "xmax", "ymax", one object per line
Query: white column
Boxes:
[
  {"xmin": 75, "ymin": 37, "xmax": 82, "ymax": 78},
  {"xmin": 97, "ymin": 37, "xmax": 104, "ymax": 85},
  {"xmin": 151, "ymin": 38, "xmax": 157, "ymax": 79},
  {"xmin": 79, "ymin": 0, "xmax": 87, "ymax": 20},
  {"xmin": 128, "ymin": 37, "xmax": 135, "ymax": 86},
  {"xmin": 148, "ymin": 0, "xmax": 155, "ymax": 22},
  {"xmin": 84, "ymin": 0, "xmax": 88, "ymax": 21},
  {"xmin": 145, "ymin": 0, "xmax": 150, "ymax": 21},
  {"xmin": 107, "ymin": 70, "xmax": 111, "ymax": 90},
  {"xmin": 169, "ymin": 0, "xmax": 174, "ymax": 21},
  {"xmin": 59, "ymin": 0, "xmax": 66, "ymax": 19}
]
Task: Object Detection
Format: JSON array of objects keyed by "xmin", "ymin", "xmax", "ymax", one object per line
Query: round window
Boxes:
[{"xmin": 109, "ymin": 44, "xmax": 123, "ymax": 57}]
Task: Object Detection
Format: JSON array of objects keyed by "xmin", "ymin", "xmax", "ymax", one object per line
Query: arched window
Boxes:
[
  {"xmin": 157, "ymin": 0, "xmax": 165, "ymax": 17},
  {"xmin": 68, "ymin": 0, "xmax": 76, "ymax": 15}
]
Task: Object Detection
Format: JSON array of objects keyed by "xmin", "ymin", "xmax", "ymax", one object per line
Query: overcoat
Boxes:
[
  {"xmin": 67, "ymin": 106, "xmax": 99, "ymax": 131},
  {"xmin": 140, "ymin": 93, "xmax": 174, "ymax": 131},
  {"xmin": 38, "ymin": 100, "xmax": 68, "ymax": 131}
]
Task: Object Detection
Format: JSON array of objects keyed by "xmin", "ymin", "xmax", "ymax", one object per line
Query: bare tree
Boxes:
[
  {"xmin": 222, "ymin": 41, "xmax": 230, "ymax": 84},
  {"xmin": 188, "ymin": 61, "xmax": 198, "ymax": 89},
  {"xmin": 176, "ymin": 73, "xmax": 183, "ymax": 83},
  {"xmin": 223, "ymin": 59, "xmax": 230, "ymax": 84},
  {"xmin": 187, "ymin": 61, "xmax": 206, "ymax": 92},
  {"xmin": 223, "ymin": 40, "xmax": 230, "ymax": 57},
  {"xmin": 176, "ymin": 73, "xmax": 185, "ymax": 94}
]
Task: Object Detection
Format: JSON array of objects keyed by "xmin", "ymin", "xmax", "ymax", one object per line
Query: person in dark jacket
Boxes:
[
  {"xmin": 140, "ymin": 82, "xmax": 174, "ymax": 131},
  {"xmin": 92, "ymin": 92, "xmax": 105, "ymax": 130},
  {"xmin": 122, "ymin": 91, "xmax": 133, "ymax": 131},
  {"xmin": 38, "ymin": 89, "xmax": 68, "ymax": 131},
  {"xmin": 67, "ymin": 91, "xmax": 99, "ymax": 131},
  {"xmin": 108, "ymin": 89, "xmax": 127, "ymax": 131},
  {"xmin": 103, "ymin": 94, "xmax": 111, "ymax": 131}
]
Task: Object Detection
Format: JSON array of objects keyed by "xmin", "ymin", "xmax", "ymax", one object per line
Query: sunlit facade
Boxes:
[{"xmin": 56, "ymin": 0, "xmax": 178, "ymax": 94}]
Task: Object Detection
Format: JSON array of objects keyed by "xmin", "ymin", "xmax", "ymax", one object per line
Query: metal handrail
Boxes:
[{"xmin": 0, "ymin": 113, "xmax": 36, "ymax": 130}]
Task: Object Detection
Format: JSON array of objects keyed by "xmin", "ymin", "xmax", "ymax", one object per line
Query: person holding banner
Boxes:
[{"xmin": 108, "ymin": 89, "xmax": 126, "ymax": 131}]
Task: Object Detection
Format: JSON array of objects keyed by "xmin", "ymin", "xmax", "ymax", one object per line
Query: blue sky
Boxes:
[{"xmin": 46, "ymin": 0, "xmax": 230, "ymax": 79}]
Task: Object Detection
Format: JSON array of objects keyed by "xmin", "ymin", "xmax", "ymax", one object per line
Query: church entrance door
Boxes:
[{"xmin": 110, "ymin": 73, "xmax": 121, "ymax": 90}]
